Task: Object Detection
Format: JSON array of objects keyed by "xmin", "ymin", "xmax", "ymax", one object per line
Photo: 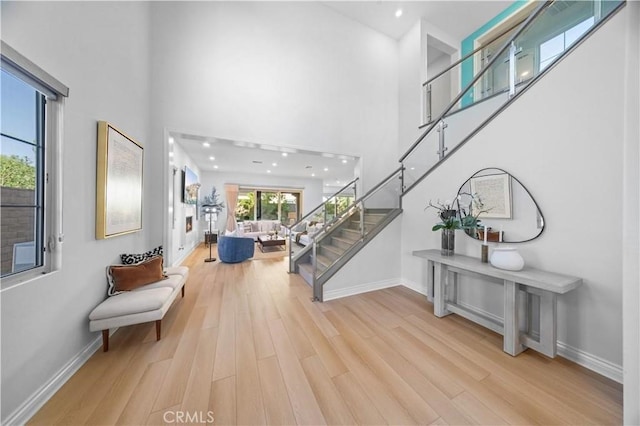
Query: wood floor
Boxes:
[{"xmin": 30, "ymin": 244, "xmax": 623, "ymax": 425}]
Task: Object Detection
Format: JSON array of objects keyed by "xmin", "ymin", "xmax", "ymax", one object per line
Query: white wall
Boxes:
[
  {"xmin": 0, "ymin": 2, "xmax": 152, "ymax": 423},
  {"xmin": 168, "ymin": 143, "xmax": 202, "ymax": 265},
  {"xmin": 149, "ymin": 2, "xmax": 400, "ymax": 240},
  {"xmin": 623, "ymin": 1, "xmax": 640, "ymax": 422},
  {"xmin": 198, "ymin": 170, "xmax": 323, "ymax": 234},
  {"xmin": 402, "ymin": 7, "xmax": 630, "ymax": 375},
  {"xmin": 324, "ymin": 217, "xmax": 402, "ymax": 299},
  {"xmin": 399, "ymin": 21, "xmax": 423, "ymax": 155}
]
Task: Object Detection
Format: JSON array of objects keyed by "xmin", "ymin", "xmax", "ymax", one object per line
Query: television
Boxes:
[{"xmin": 182, "ymin": 166, "xmax": 199, "ymax": 205}]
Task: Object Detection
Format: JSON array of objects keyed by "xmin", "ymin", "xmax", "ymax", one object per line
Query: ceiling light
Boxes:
[
  {"xmin": 168, "ymin": 137, "xmax": 174, "ymax": 144},
  {"xmin": 336, "ymin": 180, "xmax": 340, "ymax": 184},
  {"xmin": 282, "ymin": 152, "xmax": 288, "ymax": 157},
  {"xmin": 202, "ymin": 142, "xmax": 210, "ymax": 148},
  {"xmin": 272, "ymin": 162, "xmax": 277, "ymax": 167},
  {"xmin": 209, "ymin": 156, "xmax": 215, "ymax": 161},
  {"xmin": 267, "ymin": 170, "xmax": 271, "ymax": 173},
  {"xmin": 341, "ymin": 159, "xmax": 348, "ymax": 164},
  {"xmin": 410, "ymin": 167, "xmax": 415, "ymax": 170},
  {"xmin": 395, "ymin": 8, "xmax": 403, "ymax": 18},
  {"xmin": 311, "ymin": 173, "xmax": 315, "ymax": 177},
  {"xmin": 213, "ymin": 165, "xmax": 219, "ymax": 169},
  {"xmin": 168, "ymin": 152, "xmax": 174, "ymax": 157},
  {"xmin": 323, "ymin": 167, "xmax": 329, "ymax": 172}
]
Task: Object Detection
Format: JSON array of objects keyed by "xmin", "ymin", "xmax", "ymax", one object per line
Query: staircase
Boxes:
[
  {"xmin": 287, "ymin": 0, "xmax": 626, "ymax": 302},
  {"xmin": 296, "ymin": 208, "xmax": 398, "ymax": 287}
]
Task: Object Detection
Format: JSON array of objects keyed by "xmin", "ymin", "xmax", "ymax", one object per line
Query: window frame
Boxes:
[{"xmin": 1, "ymin": 41, "xmax": 68, "ymax": 290}]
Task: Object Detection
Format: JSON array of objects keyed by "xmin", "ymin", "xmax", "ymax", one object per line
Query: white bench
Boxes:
[
  {"xmin": 412, "ymin": 249, "xmax": 582, "ymax": 358},
  {"xmin": 89, "ymin": 266, "xmax": 189, "ymax": 351}
]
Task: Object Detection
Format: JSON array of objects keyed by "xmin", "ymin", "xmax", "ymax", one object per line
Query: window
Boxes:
[
  {"xmin": 1, "ymin": 42, "xmax": 68, "ymax": 287},
  {"xmin": 539, "ymin": 17, "xmax": 595, "ymax": 71},
  {"xmin": 234, "ymin": 188, "xmax": 301, "ymax": 224}
]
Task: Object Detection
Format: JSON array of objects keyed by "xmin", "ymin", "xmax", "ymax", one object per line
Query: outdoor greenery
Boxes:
[
  {"xmin": 235, "ymin": 191, "xmax": 300, "ymax": 223},
  {"xmin": 235, "ymin": 192, "xmax": 256, "ymax": 221},
  {"xmin": 0, "ymin": 155, "xmax": 36, "ymax": 189}
]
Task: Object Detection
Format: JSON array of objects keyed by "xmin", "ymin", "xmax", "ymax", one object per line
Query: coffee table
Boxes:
[{"xmin": 257, "ymin": 235, "xmax": 286, "ymax": 252}]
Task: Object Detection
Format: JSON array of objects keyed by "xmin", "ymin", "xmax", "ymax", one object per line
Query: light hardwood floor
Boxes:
[{"xmin": 29, "ymin": 244, "xmax": 623, "ymax": 425}]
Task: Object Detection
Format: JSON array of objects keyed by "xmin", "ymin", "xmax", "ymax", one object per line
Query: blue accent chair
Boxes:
[{"xmin": 218, "ymin": 236, "xmax": 255, "ymax": 263}]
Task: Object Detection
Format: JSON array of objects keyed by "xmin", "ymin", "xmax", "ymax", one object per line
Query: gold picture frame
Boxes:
[{"xmin": 96, "ymin": 121, "xmax": 144, "ymax": 239}]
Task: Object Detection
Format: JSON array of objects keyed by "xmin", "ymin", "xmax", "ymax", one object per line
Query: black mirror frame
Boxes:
[{"xmin": 456, "ymin": 167, "xmax": 545, "ymax": 244}]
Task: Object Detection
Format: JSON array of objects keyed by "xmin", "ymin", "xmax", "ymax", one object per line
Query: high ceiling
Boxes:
[
  {"xmin": 322, "ymin": 1, "xmax": 512, "ymax": 41},
  {"xmin": 172, "ymin": 1, "xmax": 512, "ymax": 190}
]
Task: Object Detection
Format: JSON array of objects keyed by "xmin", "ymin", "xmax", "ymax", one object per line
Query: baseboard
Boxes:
[
  {"xmin": 557, "ymin": 341, "xmax": 623, "ymax": 383},
  {"xmin": 399, "ymin": 281, "xmax": 623, "ymax": 383},
  {"xmin": 402, "ymin": 278, "xmax": 431, "ymax": 301},
  {"xmin": 2, "ymin": 332, "xmax": 108, "ymax": 425},
  {"xmin": 323, "ymin": 278, "xmax": 400, "ymax": 301}
]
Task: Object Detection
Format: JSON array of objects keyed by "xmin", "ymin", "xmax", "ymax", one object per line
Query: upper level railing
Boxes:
[{"xmin": 401, "ymin": 0, "xmax": 625, "ymax": 195}]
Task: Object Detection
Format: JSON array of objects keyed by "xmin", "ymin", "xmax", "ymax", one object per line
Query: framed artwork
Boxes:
[
  {"xmin": 470, "ymin": 172, "xmax": 512, "ymax": 219},
  {"xmin": 96, "ymin": 121, "xmax": 144, "ymax": 239}
]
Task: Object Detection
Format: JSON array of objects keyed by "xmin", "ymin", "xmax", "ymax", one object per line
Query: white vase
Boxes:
[{"xmin": 490, "ymin": 247, "xmax": 524, "ymax": 271}]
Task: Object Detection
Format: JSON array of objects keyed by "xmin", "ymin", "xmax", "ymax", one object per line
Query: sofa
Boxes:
[
  {"xmin": 218, "ymin": 235, "xmax": 255, "ymax": 263},
  {"xmin": 236, "ymin": 220, "xmax": 285, "ymax": 240},
  {"xmin": 288, "ymin": 220, "xmax": 324, "ymax": 246},
  {"xmin": 88, "ymin": 254, "xmax": 189, "ymax": 352}
]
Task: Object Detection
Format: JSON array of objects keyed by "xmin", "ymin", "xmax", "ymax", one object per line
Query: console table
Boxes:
[{"xmin": 412, "ymin": 249, "xmax": 582, "ymax": 358}]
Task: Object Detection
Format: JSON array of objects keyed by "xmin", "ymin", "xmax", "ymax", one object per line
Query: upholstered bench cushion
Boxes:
[
  {"xmin": 165, "ymin": 266, "xmax": 189, "ymax": 278},
  {"xmin": 89, "ymin": 287, "xmax": 172, "ymax": 321},
  {"xmin": 131, "ymin": 274, "xmax": 183, "ymax": 291}
]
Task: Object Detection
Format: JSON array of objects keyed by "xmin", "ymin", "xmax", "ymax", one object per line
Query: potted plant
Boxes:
[
  {"xmin": 426, "ymin": 199, "xmax": 461, "ymax": 256},
  {"xmin": 426, "ymin": 194, "xmax": 489, "ymax": 256}
]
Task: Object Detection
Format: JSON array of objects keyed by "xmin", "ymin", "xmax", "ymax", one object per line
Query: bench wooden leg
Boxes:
[
  {"xmin": 156, "ymin": 320, "xmax": 162, "ymax": 341},
  {"xmin": 102, "ymin": 330, "xmax": 109, "ymax": 352},
  {"xmin": 182, "ymin": 285, "xmax": 185, "ymax": 298}
]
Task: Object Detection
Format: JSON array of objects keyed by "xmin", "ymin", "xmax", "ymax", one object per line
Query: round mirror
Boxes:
[{"xmin": 456, "ymin": 168, "xmax": 544, "ymax": 243}]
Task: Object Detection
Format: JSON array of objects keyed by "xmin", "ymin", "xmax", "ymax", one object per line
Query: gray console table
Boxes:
[{"xmin": 412, "ymin": 249, "xmax": 582, "ymax": 358}]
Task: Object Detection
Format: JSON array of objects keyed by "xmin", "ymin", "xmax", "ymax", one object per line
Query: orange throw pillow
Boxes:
[{"xmin": 108, "ymin": 256, "xmax": 166, "ymax": 293}]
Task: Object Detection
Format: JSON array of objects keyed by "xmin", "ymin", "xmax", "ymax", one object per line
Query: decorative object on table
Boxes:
[
  {"xmin": 457, "ymin": 168, "xmax": 546, "ymax": 243},
  {"xmin": 426, "ymin": 199, "xmax": 462, "ymax": 256},
  {"xmin": 201, "ymin": 186, "xmax": 225, "ymax": 263},
  {"xmin": 480, "ymin": 225, "xmax": 489, "ymax": 263},
  {"xmin": 96, "ymin": 121, "xmax": 143, "ymax": 239},
  {"xmin": 490, "ymin": 247, "xmax": 525, "ymax": 271}
]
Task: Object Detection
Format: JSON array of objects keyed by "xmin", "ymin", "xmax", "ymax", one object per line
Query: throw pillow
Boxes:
[
  {"xmin": 120, "ymin": 245, "xmax": 163, "ymax": 265},
  {"xmin": 107, "ymin": 256, "xmax": 166, "ymax": 295},
  {"xmin": 251, "ymin": 222, "xmax": 260, "ymax": 232}
]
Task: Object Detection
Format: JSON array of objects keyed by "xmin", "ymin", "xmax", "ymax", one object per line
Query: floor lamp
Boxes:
[{"xmin": 204, "ymin": 208, "xmax": 216, "ymax": 263}]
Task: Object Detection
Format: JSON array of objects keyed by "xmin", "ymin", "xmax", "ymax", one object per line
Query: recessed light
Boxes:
[
  {"xmin": 341, "ymin": 159, "xmax": 348, "ymax": 164},
  {"xmin": 202, "ymin": 142, "xmax": 210, "ymax": 148},
  {"xmin": 272, "ymin": 162, "xmax": 277, "ymax": 167},
  {"xmin": 209, "ymin": 156, "xmax": 215, "ymax": 161},
  {"xmin": 168, "ymin": 152, "xmax": 174, "ymax": 157},
  {"xmin": 311, "ymin": 173, "xmax": 315, "ymax": 177},
  {"xmin": 282, "ymin": 152, "xmax": 288, "ymax": 157},
  {"xmin": 410, "ymin": 167, "xmax": 415, "ymax": 170},
  {"xmin": 267, "ymin": 170, "xmax": 271, "ymax": 173},
  {"xmin": 395, "ymin": 8, "xmax": 403, "ymax": 18},
  {"xmin": 336, "ymin": 180, "xmax": 340, "ymax": 184},
  {"xmin": 323, "ymin": 167, "xmax": 329, "ymax": 172},
  {"xmin": 168, "ymin": 137, "xmax": 174, "ymax": 144},
  {"xmin": 213, "ymin": 165, "xmax": 219, "ymax": 169}
]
